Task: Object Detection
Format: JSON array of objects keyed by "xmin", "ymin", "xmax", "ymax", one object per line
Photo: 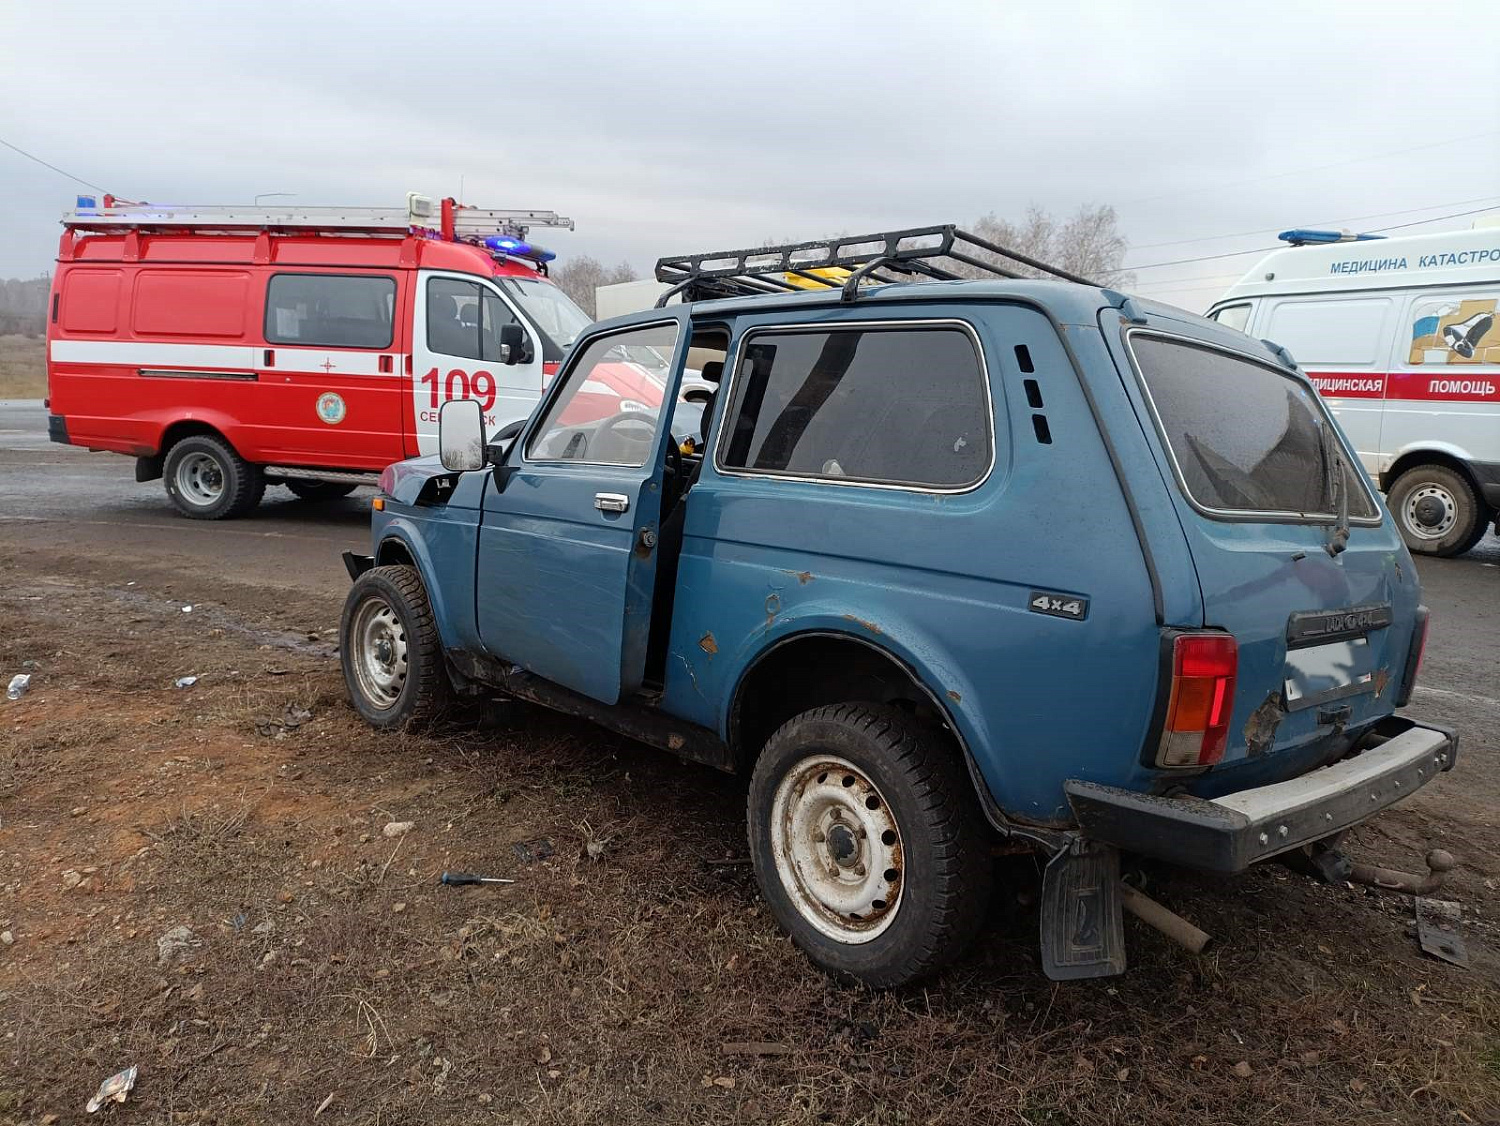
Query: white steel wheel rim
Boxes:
[
  {"xmin": 1402, "ymin": 484, "xmax": 1457, "ymax": 541},
  {"xmin": 769, "ymin": 754, "xmax": 904, "ymax": 944},
  {"xmin": 350, "ymin": 596, "xmax": 408, "ymax": 710},
  {"xmin": 175, "ymin": 452, "xmax": 225, "ymax": 507}
]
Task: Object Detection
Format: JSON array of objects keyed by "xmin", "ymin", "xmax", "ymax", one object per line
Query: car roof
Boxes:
[{"xmin": 591, "ymin": 277, "xmax": 1205, "ymax": 334}]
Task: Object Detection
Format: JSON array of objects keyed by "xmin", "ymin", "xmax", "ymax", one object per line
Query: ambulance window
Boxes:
[
  {"xmin": 264, "ymin": 274, "xmax": 396, "ymax": 349},
  {"xmin": 1210, "ymin": 304, "xmax": 1251, "ymax": 333},
  {"xmin": 426, "ymin": 278, "xmax": 522, "ymax": 362},
  {"xmin": 1264, "ymin": 299, "xmax": 1391, "ymax": 366}
]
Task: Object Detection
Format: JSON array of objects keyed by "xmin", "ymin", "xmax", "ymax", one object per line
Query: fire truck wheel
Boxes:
[
  {"xmin": 341, "ymin": 565, "xmax": 450, "ymax": 728},
  {"xmin": 162, "ymin": 434, "xmax": 265, "ymax": 520},
  {"xmin": 285, "ymin": 481, "xmax": 358, "ymax": 501},
  {"xmin": 1388, "ymin": 464, "xmax": 1482, "ymax": 557}
]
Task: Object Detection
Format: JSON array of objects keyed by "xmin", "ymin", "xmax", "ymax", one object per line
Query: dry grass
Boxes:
[
  {"xmin": 0, "ymin": 333, "xmax": 45, "ymax": 398},
  {"xmin": 1, "ymin": 573, "xmax": 1498, "ymax": 1124}
]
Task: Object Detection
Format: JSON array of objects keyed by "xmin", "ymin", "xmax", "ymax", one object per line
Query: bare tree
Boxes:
[
  {"xmin": 0, "ymin": 275, "xmax": 50, "ymax": 336},
  {"xmin": 549, "ymin": 256, "xmax": 639, "ymax": 319},
  {"xmin": 963, "ymin": 205, "xmax": 1133, "ymax": 287}
]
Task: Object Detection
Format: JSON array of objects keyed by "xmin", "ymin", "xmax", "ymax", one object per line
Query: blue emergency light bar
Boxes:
[
  {"xmin": 1278, "ymin": 229, "xmax": 1386, "ymax": 246},
  {"xmin": 482, "ymin": 234, "xmax": 556, "ymax": 263}
]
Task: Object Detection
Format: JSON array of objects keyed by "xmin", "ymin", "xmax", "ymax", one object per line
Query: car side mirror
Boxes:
[
  {"xmin": 498, "ymin": 322, "xmax": 531, "ymax": 366},
  {"xmin": 438, "ymin": 399, "xmax": 487, "ymax": 472}
]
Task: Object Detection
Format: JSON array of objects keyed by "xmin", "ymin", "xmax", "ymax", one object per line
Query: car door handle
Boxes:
[{"xmin": 594, "ymin": 492, "xmax": 629, "ymax": 513}]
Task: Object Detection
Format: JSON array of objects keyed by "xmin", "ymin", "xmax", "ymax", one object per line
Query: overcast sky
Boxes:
[{"xmin": 2, "ymin": 1, "xmax": 1498, "ymax": 312}]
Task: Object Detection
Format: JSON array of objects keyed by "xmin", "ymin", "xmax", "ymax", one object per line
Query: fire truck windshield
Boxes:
[{"xmin": 498, "ymin": 278, "xmax": 592, "ymax": 361}]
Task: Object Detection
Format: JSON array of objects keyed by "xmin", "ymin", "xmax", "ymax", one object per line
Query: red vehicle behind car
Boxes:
[{"xmin": 46, "ymin": 194, "xmax": 592, "ymax": 518}]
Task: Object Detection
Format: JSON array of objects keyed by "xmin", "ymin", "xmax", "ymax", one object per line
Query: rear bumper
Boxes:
[{"xmin": 1065, "ymin": 716, "xmax": 1458, "ymax": 873}]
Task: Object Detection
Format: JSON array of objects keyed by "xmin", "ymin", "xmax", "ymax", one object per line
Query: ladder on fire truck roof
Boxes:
[
  {"xmin": 60, "ymin": 192, "xmax": 574, "ymax": 241},
  {"xmin": 653, "ymin": 224, "xmax": 1093, "ymax": 305}
]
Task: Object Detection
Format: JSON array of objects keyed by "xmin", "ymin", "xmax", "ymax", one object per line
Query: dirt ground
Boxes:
[
  {"xmin": 1, "ymin": 549, "xmax": 1497, "ymax": 1125},
  {"xmin": 0, "ymin": 336, "xmax": 45, "ymax": 399}
]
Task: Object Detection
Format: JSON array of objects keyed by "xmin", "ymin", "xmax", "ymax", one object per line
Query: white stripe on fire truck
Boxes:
[
  {"xmin": 51, "ymin": 340, "xmax": 257, "ymax": 369},
  {"xmin": 50, "ymin": 340, "xmax": 405, "ymax": 378}
]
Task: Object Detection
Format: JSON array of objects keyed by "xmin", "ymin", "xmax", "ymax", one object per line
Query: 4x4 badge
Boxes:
[{"xmin": 1029, "ymin": 590, "xmax": 1089, "ymax": 621}]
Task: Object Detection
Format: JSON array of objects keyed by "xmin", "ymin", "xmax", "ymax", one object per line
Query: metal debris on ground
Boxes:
[
  {"xmin": 173, "ymin": 675, "xmax": 199, "ymax": 689},
  {"xmin": 85, "ymin": 1064, "xmax": 138, "ymax": 1113},
  {"xmin": 1415, "ymin": 896, "xmax": 1468, "ymax": 967},
  {"xmin": 512, "ymin": 838, "xmax": 555, "ymax": 864},
  {"xmin": 255, "ymin": 703, "xmax": 314, "ymax": 738},
  {"xmin": 6, "ymin": 673, "xmax": 30, "ymax": 700}
]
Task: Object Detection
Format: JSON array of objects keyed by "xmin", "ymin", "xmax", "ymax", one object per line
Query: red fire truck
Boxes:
[{"xmin": 46, "ymin": 194, "xmax": 593, "ymax": 518}]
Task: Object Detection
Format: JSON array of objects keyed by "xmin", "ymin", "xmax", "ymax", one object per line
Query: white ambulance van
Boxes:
[{"xmin": 1208, "ymin": 223, "xmax": 1500, "ymax": 556}]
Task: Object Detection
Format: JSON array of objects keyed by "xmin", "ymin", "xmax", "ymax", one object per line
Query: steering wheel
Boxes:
[{"xmin": 589, "ymin": 410, "xmax": 658, "ymax": 462}]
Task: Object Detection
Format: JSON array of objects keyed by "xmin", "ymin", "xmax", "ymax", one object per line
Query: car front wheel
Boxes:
[
  {"xmin": 340, "ymin": 565, "xmax": 449, "ymax": 727},
  {"xmin": 747, "ymin": 703, "xmax": 993, "ymax": 988}
]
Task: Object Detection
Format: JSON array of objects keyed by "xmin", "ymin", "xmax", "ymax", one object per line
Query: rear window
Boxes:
[
  {"xmin": 719, "ymin": 325, "xmax": 991, "ymax": 489},
  {"xmin": 1131, "ymin": 335, "xmax": 1378, "ymax": 521},
  {"xmin": 265, "ymin": 274, "xmax": 395, "ymax": 349}
]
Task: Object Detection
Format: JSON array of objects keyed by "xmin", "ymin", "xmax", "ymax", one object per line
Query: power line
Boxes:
[
  {"xmin": 1130, "ymin": 194, "xmax": 1500, "ymax": 252},
  {"xmin": 1129, "ymin": 203, "xmax": 1500, "ymax": 271},
  {"xmin": 0, "ymin": 135, "xmax": 110, "ymax": 194}
]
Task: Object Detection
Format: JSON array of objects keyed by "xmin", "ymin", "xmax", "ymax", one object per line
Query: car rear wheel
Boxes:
[
  {"xmin": 1388, "ymin": 465, "xmax": 1482, "ymax": 557},
  {"xmin": 747, "ymin": 703, "xmax": 993, "ymax": 988},
  {"xmin": 285, "ymin": 480, "xmax": 358, "ymax": 501},
  {"xmin": 162, "ymin": 434, "xmax": 265, "ymax": 520},
  {"xmin": 340, "ymin": 565, "xmax": 449, "ymax": 728}
]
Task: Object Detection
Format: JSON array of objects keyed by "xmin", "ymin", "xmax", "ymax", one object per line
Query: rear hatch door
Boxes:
[{"xmin": 1101, "ymin": 309, "xmax": 1419, "ymax": 790}]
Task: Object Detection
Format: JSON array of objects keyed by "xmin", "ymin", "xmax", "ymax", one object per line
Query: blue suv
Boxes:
[{"xmin": 340, "ymin": 228, "xmax": 1453, "ymax": 986}]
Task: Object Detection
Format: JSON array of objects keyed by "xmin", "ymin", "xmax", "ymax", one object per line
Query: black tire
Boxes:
[
  {"xmin": 747, "ymin": 703, "xmax": 993, "ymax": 988},
  {"xmin": 285, "ymin": 480, "xmax": 357, "ymax": 501},
  {"xmin": 162, "ymin": 434, "xmax": 265, "ymax": 520},
  {"xmin": 340, "ymin": 565, "xmax": 450, "ymax": 728},
  {"xmin": 1387, "ymin": 465, "xmax": 1482, "ymax": 557}
]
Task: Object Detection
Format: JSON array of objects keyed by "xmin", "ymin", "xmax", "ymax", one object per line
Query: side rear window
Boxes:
[
  {"xmin": 719, "ymin": 324, "xmax": 991, "ymax": 489},
  {"xmin": 1131, "ymin": 334, "xmax": 1378, "ymax": 521},
  {"xmin": 134, "ymin": 271, "xmax": 248, "ymax": 337},
  {"xmin": 265, "ymin": 274, "xmax": 395, "ymax": 349}
]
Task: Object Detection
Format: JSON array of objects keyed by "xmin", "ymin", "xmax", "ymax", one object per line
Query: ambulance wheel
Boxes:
[
  {"xmin": 746, "ymin": 704, "xmax": 993, "ymax": 988},
  {"xmin": 285, "ymin": 481, "xmax": 357, "ymax": 501},
  {"xmin": 341, "ymin": 565, "xmax": 450, "ymax": 729},
  {"xmin": 1389, "ymin": 465, "xmax": 1482, "ymax": 557},
  {"xmin": 163, "ymin": 434, "xmax": 265, "ymax": 520}
]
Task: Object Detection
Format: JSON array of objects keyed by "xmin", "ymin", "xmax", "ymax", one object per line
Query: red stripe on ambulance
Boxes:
[{"xmin": 1307, "ymin": 371, "xmax": 1500, "ymax": 403}]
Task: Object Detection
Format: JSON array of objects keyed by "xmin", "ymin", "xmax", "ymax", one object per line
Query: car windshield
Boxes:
[{"xmin": 496, "ymin": 278, "xmax": 592, "ymax": 360}]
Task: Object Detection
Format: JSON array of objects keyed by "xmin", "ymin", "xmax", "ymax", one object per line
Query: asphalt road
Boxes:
[
  {"xmin": 2, "ymin": 395, "xmax": 1497, "ymax": 715},
  {"xmin": 0, "ymin": 399, "xmax": 369, "ymax": 600}
]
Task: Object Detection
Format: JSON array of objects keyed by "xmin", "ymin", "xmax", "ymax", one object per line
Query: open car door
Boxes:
[{"xmin": 475, "ymin": 315, "xmax": 688, "ymax": 704}]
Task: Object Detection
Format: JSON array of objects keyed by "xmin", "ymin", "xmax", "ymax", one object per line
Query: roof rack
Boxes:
[
  {"xmin": 62, "ymin": 192, "xmax": 574, "ymax": 244},
  {"xmin": 653, "ymin": 224, "xmax": 1093, "ymax": 305}
]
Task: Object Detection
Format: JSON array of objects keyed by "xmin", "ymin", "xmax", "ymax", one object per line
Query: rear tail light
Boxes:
[
  {"xmin": 1156, "ymin": 633, "xmax": 1238, "ymax": 768},
  {"xmin": 1395, "ymin": 606, "xmax": 1429, "ymax": 708}
]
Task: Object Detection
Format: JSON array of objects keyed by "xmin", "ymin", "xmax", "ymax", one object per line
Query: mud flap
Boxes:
[{"xmin": 1040, "ymin": 841, "xmax": 1126, "ymax": 980}]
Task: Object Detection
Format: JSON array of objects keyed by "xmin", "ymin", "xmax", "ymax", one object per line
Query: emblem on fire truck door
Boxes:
[{"xmin": 316, "ymin": 392, "xmax": 347, "ymax": 425}]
